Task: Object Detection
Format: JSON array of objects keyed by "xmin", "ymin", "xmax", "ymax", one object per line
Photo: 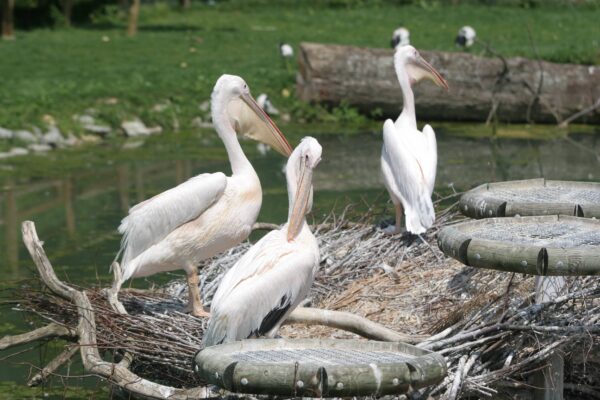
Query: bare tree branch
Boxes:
[{"xmin": 0, "ymin": 323, "xmax": 75, "ymax": 350}]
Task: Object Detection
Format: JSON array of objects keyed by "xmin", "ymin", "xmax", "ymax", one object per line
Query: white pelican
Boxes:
[
  {"xmin": 114, "ymin": 74, "xmax": 293, "ymax": 317},
  {"xmin": 204, "ymin": 137, "xmax": 322, "ymax": 346},
  {"xmin": 391, "ymin": 26, "xmax": 410, "ymax": 49},
  {"xmin": 456, "ymin": 26, "xmax": 476, "ymax": 48},
  {"xmin": 381, "ymin": 46, "xmax": 448, "ymax": 235}
]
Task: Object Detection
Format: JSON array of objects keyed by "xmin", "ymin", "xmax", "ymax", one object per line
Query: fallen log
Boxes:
[{"xmin": 296, "ymin": 42, "xmax": 600, "ymax": 124}]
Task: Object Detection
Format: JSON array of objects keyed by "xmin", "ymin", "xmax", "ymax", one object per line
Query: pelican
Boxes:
[
  {"xmin": 456, "ymin": 26, "xmax": 476, "ymax": 48},
  {"xmin": 204, "ymin": 137, "xmax": 322, "ymax": 346},
  {"xmin": 391, "ymin": 26, "xmax": 410, "ymax": 49},
  {"xmin": 113, "ymin": 74, "xmax": 293, "ymax": 317},
  {"xmin": 381, "ymin": 46, "xmax": 448, "ymax": 235}
]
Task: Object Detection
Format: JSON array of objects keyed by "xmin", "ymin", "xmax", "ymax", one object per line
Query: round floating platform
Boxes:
[
  {"xmin": 460, "ymin": 179, "xmax": 600, "ymax": 219},
  {"xmin": 194, "ymin": 339, "xmax": 446, "ymax": 397},
  {"xmin": 438, "ymin": 215, "xmax": 600, "ymax": 276}
]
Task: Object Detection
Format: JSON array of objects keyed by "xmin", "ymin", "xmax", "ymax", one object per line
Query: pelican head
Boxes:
[
  {"xmin": 286, "ymin": 137, "xmax": 322, "ymax": 241},
  {"xmin": 394, "ymin": 46, "xmax": 448, "ymax": 91},
  {"xmin": 212, "ymin": 74, "xmax": 292, "ymax": 156}
]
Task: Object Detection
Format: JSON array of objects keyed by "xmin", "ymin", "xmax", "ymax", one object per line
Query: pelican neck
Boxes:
[{"xmin": 395, "ymin": 63, "xmax": 417, "ymax": 129}]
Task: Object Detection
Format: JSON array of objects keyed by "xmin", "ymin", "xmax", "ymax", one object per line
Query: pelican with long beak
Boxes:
[
  {"xmin": 204, "ymin": 137, "xmax": 322, "ymax": 346},
  {"xmin": 381, "ymin": 46, "xmax": 448, "ymax": 235},
  {"xmin": 113, "ymin": 74, "xmax": 292, "ymax": 317}
]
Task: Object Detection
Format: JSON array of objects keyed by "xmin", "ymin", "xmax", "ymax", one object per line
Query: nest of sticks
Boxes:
[{"xmin": 2, "ymin": 204, "xmax": 600, "ymax": 399}]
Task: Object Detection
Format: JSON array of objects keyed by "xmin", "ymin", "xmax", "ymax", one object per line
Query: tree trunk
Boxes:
[
  {"xmin": 1, "ymin": 0, "xmax": 14, "ymax": 40},
  {"xmin": 179, "ymin": 0, "xmax": 190, "ymax": 9},
  {"xmin": 296, "ymin": 42, "xmax": 600, "ymax": 124},
  {"xmin": 61, "ymin": 0, "xmax": 73, "ymax": 27},
  {"xmin": 127, "ymin": 0, "xmax": 140, "ymax": 37}
]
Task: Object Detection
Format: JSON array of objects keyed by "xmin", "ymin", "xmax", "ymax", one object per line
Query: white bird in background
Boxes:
[
  {"xmin": 256, "ymin": 93, "xmax": 280, "ymax": 116},
  {"xmin": 391, "ymin": 26, "xmax": 410, "ymax": 49},
  {"xmin": 279, "ymin": 42, "xmax": 294, "ymax": 58},
  {"xmin": 456, "ymin": 26, "xmax": 476, "ymax": 48},
  {"xmin": 113, "ymin": 74, "xmax": 293, "ymax": 317},
  {"xmin": 204, "ymin": 137, "xmax": 322, "ymax": 346},
  {"xmin": 381, "ymin": 46, "xmax": 448, "ymax": 235}
]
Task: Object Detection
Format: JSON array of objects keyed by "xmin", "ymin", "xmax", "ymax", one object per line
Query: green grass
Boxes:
[{"xmin": 0, "ymin": 1, "xmax": 598, "ymax": 132}]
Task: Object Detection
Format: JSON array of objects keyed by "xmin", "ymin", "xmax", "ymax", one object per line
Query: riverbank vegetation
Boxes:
[{"xmin": 1, "ymin": 1, "xmax": 599, "ymax": 139}]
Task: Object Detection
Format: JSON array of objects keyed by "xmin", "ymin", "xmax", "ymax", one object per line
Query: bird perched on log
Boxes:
[
  {"xmin": 381, "ymin": 46, "xmax": 448, "ymax": 235},
  {"xmin": 456, "ymin": 26, "xmax": 476, "ymax": 48},
  {"xmin": 111, "ymin": 74, "xmax": 292, "ymax": 317},
  {"xmin": 204, "ymin": 137, "xmax": 322, "ymax": 346},
  {"xmin": 391, "ymin": 26, "xmax": 410, "ymax": 49}
]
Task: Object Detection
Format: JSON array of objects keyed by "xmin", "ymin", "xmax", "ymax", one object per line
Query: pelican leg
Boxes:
[
  {"xmin": 185, "ymin": 269, "xmax": 210, "ymax": 318},
  {"xmin": 382, "ymin": 203, "xmax": 404, "ymax": 235},
  {"xmin": 106, "ymin": 262, "xmax": 128, "ymax": 315},
  {"xmin": 394, "ymin": 203, "xmax": 404, "ymax": 233}
]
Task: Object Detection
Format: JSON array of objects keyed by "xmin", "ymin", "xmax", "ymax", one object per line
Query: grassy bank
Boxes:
[{"xmin": 0, "ymin": 1, "xmax": 598, "ymax": 134}]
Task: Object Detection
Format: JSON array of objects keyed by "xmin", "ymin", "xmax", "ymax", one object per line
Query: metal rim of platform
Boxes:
[
  {"xmin": 194, "ymin": 338, "xmax": 447, "ymax": 397},
  {"xmin": 459, "ymin": 178, "xmax": 600, "ymax": 220},
  {"xmin": 438, "ymin": 215, "xmax": 600, "ymax": 276}
]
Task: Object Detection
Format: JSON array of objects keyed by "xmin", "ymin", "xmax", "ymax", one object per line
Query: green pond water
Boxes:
[{"xmin": 0, "ymin": 123, "xmax": 599, "ymax": 397}]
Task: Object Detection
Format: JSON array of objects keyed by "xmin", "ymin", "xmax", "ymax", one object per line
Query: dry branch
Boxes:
[
  {"xmin": 27, "ymin": 345, "xmax": 79, "ymax": 386},
  {"xmin": 285, "ymin": 307, "xmax": 427, "ymax": 344},
  {"xmin": 0, "ymin": 323, "xmax": 74, "ymax": 350}
]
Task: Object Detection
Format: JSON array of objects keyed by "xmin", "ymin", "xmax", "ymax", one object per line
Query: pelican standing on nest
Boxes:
[
  {"xmin": 204, "ymin": 137, "xmax": 322, "ymax": 346},
  {"xmin": 381, "ymin": 46, "xmax": 448, "ymax": 235},
  {"xmin": 111, "ymin": 74, "xmax": 292, "ymax": 317}
]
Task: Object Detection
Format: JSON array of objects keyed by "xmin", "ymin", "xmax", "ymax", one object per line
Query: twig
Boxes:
[
  {"xmin": 0, "ymin": 323, "xmax": 75, "ymax": 350},
  {"xmin": 27, "ymin": 345, "xmax": 79, "ymax": 386},
  {"xmin": 559, "ymin": 97, "xmax": 600, "ymax": 128}
]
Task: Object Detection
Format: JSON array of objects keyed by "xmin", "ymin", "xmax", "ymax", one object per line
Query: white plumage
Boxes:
[
  {"xmin": 204, "ymin": 137, "xmax": 322, "ymax": 346},
  {"xmin": 279, "ymin": 43, "xmax": 294, "ymax": 58},
  {"xmin": 113, "ymin": 74, "xmax": 292, "ymax": 317},
  {"xmin": 391, "ymin": 27, "xmax": 410, "ymax": 48},
  {"xmin": 381, "ymin": 46, "xmax": 448, "ymax": 235}
]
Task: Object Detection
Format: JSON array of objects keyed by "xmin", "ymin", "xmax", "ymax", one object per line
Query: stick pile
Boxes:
[{"xmin": 4, "ymin": 204, "xmax": 600, "ymax": 399}]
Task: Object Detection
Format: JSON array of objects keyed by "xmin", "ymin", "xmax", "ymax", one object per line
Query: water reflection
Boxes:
[
  {"xmin": 1, "ymin": 131, "xmax": 599, "ymax": 281},
  {"xmin": 0, "ymin": 158, "xmax": 236, "ymax": 281}
]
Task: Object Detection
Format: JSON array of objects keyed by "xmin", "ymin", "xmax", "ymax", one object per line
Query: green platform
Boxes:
[{"xmin": 194, "ymin": 339, "xmax": 446, "ymax": 397}]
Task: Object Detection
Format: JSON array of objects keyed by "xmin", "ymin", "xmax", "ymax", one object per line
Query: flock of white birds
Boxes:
[{"xmin": 110, "ymin": 30, "xmax": 453, "ymax": 345}]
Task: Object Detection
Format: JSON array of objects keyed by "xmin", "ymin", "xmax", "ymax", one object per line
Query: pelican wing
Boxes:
[
  {"xmin": 204, "ymin": 231, "xmax": 318, "ymax": 346},
  {"xmin": 382, "ymin": 119, "xmax": 435, "ymax": 232},
  {"xmin": 118, "ymin": 172, "xmax": 227, "ymax": 268},
  {"xmin": 421, "ymin": 124, "xmax": 438, "ymax": 194}
]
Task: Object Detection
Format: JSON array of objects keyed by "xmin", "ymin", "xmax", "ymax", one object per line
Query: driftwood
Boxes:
[{"xmin": 296, "ymin": 42, "xmax": 600, "ymax": 124}]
